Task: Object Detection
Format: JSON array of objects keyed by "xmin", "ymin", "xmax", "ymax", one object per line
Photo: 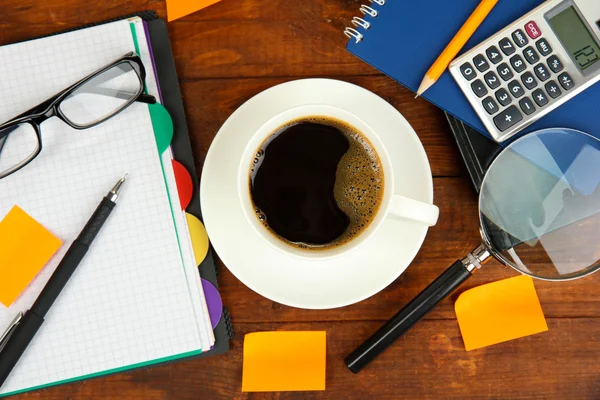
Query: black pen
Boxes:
[{"xmin": 0, "ymin": 175, "xmax": 127, "ymax": 387}]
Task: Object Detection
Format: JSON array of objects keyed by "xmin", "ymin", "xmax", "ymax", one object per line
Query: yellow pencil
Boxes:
[{"xmin": 416, "ymin": 0, "xmax": 499, "ymax": 97}]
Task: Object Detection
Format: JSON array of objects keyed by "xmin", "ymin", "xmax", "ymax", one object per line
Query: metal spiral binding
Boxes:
[
  {"xmin": 352, "ymin": 17, "xmax": 370, "ymax": 30},
  {"xmin": 359, "ymin": 5, "xmax": 378, "ymax": 17},
  {"xmin": 344, "ymin": 0, "xmax": 385, "ymax": 44}
]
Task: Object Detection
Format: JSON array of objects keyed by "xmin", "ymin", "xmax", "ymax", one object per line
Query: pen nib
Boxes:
[{"xmin": 108, "ymin": 174, "xmax": 128, "ymax": 203}]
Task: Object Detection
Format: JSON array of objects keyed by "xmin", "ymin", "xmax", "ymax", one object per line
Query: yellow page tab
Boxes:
[
  {"xmin": 242, "ymin": 331, "xmax": 326, "ymax": 392},
  {"xmin": 455, "ymin": 275, "xmax": 548, "ymax": 351},
  {"xmin": 185, "ymin": 213, "xmax": 209, "ymax": 265},
  {"xmin": 0, "ymin": 206, "xmax": 62, "ymax": 307}
]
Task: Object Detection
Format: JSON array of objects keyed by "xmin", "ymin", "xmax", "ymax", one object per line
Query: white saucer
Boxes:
[{"xmin": 200, "ymin": 79, "xmax": 434, "ymax": 309}]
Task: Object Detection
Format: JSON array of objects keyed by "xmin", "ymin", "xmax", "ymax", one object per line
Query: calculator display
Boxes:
[{"xmin": 548, "ymin": 6, "xmax": 600, "ymax": 71}]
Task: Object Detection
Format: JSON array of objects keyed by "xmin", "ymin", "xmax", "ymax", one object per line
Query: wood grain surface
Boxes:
[{"xmin": 3, "ymin": 0, "xmax": 599, "ymax": 399}]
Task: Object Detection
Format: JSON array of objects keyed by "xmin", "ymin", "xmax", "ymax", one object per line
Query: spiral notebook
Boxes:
[
  {"xmin": 344, "ymin": 0, "xmax": 600, "ymax": 142},
  {"xmin": 0, "ymin": 15, "xmax": 227, "ymax": 397}
]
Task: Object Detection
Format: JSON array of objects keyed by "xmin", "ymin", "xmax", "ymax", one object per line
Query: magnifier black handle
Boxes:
[{"xmin": 345, "ymin": 260, "xmax": 472, "ymax": 373}]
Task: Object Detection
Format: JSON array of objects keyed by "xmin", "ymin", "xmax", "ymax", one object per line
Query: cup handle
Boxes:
[{"xmin": 387, "ymin": 194, "xmax": 439, "ymax": 226}]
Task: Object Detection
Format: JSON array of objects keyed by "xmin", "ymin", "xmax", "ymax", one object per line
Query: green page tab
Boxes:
[{"xmin": 148, "ymin": 102, "xmax": 174, "ymax": 154}]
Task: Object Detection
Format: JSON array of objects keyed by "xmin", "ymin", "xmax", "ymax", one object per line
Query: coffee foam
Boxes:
[
  {"xmin": 249, "ymin": 116, "xmax": 384, "ymax": 250},
  {"xmin": 332, "ymin": 125, "xmax": 383, "ymax": 247}
]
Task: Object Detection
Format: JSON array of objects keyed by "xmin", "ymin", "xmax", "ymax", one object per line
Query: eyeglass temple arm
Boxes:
[
  {"xmin": 73, "ymin": 85, "xmax": 156, "ymax": 104},
  {"xmin": 136, "ymin": 94, "xmax": 156, "ymax": 104}
]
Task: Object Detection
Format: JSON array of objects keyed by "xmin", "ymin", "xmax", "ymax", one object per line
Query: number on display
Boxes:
[{"xmin": 574, "ymin": 45, "xmax": 599, "ymax": 69}]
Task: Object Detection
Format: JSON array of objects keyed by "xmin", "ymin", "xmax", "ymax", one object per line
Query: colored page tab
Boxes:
[
  {"xmin": 201, "ymin": 278, "xmax": 223, "ymax": 329},
  {"xmin": 185, "ymin": 213, "xmax": 209, "ymax": 265},
  {"xmin": 148, "ymin": 103, "xmax": 174, "ymax": 154},
  {"xmin": 455, "ymin": 275, "xmax": 548, "ymax": 351},
  {"xmin": 242, "ymin": 331, "xmax": 326, "ymax": 392},
  {"xmin": 167, "ymin": 0, "xmax": 223, "ymax": 21},
  {"xmin": 0, "ymin": 206, "xmax": 62, "ymax": 307},
  {"xmin": 172, "ymin": 160, "xmax": 194, "ymax": 210}
]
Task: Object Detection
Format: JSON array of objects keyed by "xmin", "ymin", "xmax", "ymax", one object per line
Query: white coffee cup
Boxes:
[{"xmin": 238, "ymin": 104, "xmax": 439, "ymax": 260}]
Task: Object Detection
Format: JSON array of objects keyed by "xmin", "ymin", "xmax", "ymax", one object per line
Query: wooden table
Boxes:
[{"xmin": 4, "ymin": 0, "xmax": 600, "ymax": 399}]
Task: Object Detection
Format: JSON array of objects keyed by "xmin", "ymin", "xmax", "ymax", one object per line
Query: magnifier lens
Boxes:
[{"xmin": 480, "ymin": 128, "xmax": 600, "ymax": 280}]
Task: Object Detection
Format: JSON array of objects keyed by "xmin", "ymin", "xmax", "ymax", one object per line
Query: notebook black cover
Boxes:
[{"xmin": 445, "ymin": 113, "xmax": 502, "ymax": 193}]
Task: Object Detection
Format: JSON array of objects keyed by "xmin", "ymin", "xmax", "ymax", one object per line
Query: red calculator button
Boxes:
[{"xmin": 525, "ymin": 21, "xmax": 541, "ymax": 39}]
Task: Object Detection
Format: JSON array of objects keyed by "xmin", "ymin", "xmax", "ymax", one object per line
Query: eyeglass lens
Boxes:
[
  {"xmin": 59, "ymin": 62, "xmax": 142, "ymax": 127},
  {"xmin": 0, "ymin": 123, "xmax": 39, "ymax": 178}
]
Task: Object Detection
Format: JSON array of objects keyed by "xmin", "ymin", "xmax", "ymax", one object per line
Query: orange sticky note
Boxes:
[
  {"xmin": 455, "ymin": 275, "xmax": 548, "ymax": 351},
  {"xmin": 0, "ymin": 206, "xmax": 62, "ymax": 307},
  {"xmin": 167, "ymin": 0, "xmax": 223, "ymax": 22},
  {"xmin": 242, "ymin": 331, "xmax": 326, "ymax": 392}
]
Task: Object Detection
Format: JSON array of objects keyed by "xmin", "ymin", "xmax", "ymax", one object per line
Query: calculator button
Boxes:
[
  {"xmin": 536, "ymin": 38, "xmax": 552, "ymax": 56},
  {"xmin": 512, "ymin": 29, "xmax": 529, "ymax": 47},
  {"xmin": 493, "ymin": 105, "xmax": 523, "ymax": 132},
  {"xmin": 497, "ymin": 63, "xmax": 513, "ymax": 81},
  {"xmin": 510, "ymin": 54, "xmax": 527, "ymax": 73},
  {"xmin": 521, "ymin": 71, "xmax": 538, "ymax": 90},
  {"xmin": 547, "ymin": 55, "xmax": 563, "ymax": 73},
  {"xmin": 532, "ymin": 88, "xmax": 549, "ymax": 106},
  {"xmin": 471, "ymin": 79, "xmax": 488, "ymax": 97},
  {"xmin": 558, "ymin": 72, "xmax": 575, "ymax": 90},
  {"xmin": 523, "ymin": 46, "xmax": 540, "ymax": 64},
  {"xmin": 545, "ymin": 80, "xmax": 562, "ymax": 99},
  {"xmin": 534, "ymin": 63, "xmax": 550, "ymax": 81},
  {"xmin": 473, "ymin": 54, "xmax": 490, "ymax": 72},
  {"xmin": 525, "ymin": 21, "xmax": 541, "ymax": 39},
  {"xmin": 495, "ymin": 88, "xmax": 512, "ymax": 106},
  {"xmin": 483, "ymin": 71, "xmax": 501, "ymax": 89},
  {"xmin": 482, "ymin": 96, "xmax": 499, "ymax": 115},
  {"xmin": 519, "ymin": 97, "xmax": 536, "ymax": 115},
  {"xmin": 508, "ymin": 80, "xmax": 525, "ymax": 98},
  {"xmin": 499, "ymin": 38, "xmax": 516, "ymax": 55},
  {"xmin": 460, "ymin": 62, "xmax": 477, "ymax": 80},
  {"xmin": 486, "ymin": 46, "xmax": 503, "ymax": 64}
]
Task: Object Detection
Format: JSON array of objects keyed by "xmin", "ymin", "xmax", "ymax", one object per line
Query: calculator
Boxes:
[{"xmin": 449, "ymin": 0, "xmax": 600, "ymax": 142}]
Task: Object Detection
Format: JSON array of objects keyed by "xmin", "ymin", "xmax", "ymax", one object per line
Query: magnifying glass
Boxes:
[{"xmin": 345, "ymin": 128, "xmax": 600, "ymax": 373}]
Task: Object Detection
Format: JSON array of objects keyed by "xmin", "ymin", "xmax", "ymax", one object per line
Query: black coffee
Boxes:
[{"xmin": 249, "ymin": 117, "xmax": 384, "ymax": 250}]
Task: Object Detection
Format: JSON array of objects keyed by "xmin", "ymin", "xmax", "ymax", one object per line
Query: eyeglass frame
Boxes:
[{"xmin": 0, "ymin": 52, "xmax": 156, "ymax": 180}]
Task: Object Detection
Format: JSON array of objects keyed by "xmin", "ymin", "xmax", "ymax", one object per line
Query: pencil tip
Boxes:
[{"xmin": 416, "ymin": 76, "xmax": 435, "ymax": 98}]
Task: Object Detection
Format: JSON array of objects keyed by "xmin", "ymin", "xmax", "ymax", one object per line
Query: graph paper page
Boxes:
[{"xmin": 0, "ymin": 20, "xmax": 204, "ymax": 395}]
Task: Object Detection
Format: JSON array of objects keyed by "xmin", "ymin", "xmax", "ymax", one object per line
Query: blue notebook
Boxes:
[{"xmin": 346, "ymin": 0, "xmax": 600, "ymax": 143}]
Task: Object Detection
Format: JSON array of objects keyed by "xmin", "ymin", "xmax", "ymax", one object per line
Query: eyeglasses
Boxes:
[{"xmin": 0, "ymin": 52, "xmax": 156, "ymax": 180}]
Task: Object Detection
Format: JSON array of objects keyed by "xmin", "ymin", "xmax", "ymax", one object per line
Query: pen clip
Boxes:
[{"xmin": 0, "ymin": 312, "xmax": 23, "ymax": 352}]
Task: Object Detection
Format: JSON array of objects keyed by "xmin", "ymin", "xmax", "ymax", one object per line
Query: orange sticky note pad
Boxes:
[
  {"xmin": 455, "ymin": 275, "xmax": 548, "ymax": 351},
  {"xmin": 167, "ymin": 0, "xmax": 223, "ymax": 22},
  {"xmin": 0, "ymin": 206, "xmax": 62, "ymax": 307},
  {"xmin": 242, "ymin": 331, "xmax": 326, "ymax": 392}
]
